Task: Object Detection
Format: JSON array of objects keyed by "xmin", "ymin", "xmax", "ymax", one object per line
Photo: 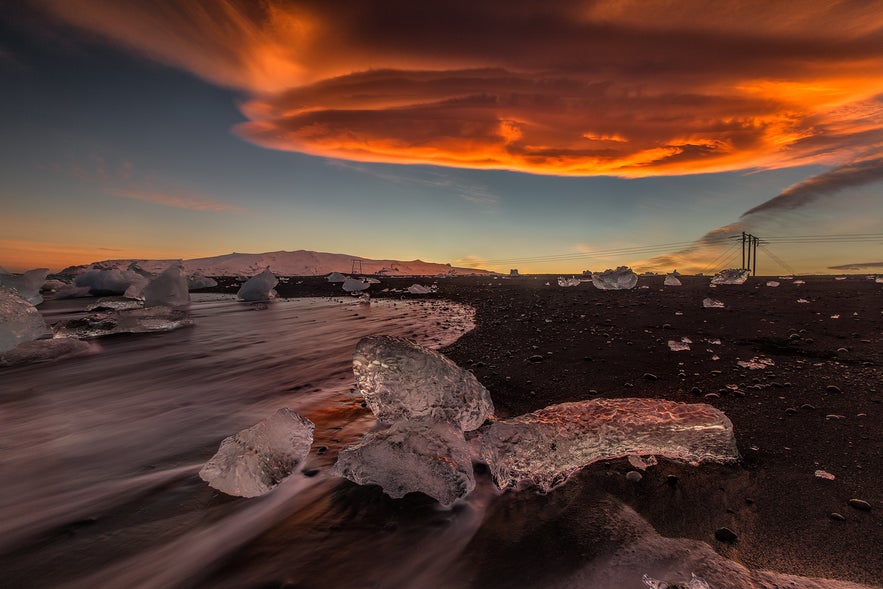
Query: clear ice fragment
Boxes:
[
  {"xmin": 668, "ymin": 339, "xmax": 691, "ymax": 351},
  {"xmin": 331, "ymin": 421, "xmax": 474, "ymax": 506},
  {"xmin": 642, "ymin": 572, "xmax": 711, "ymax": 589},
  {"xmin": 557, "ymin": 277, "xmax": 582, "ymax": 287},
  {"xmin": 592, "ymin": 266, "xmax": 638, "ymax": 290},
  {"xmin": 53, "ymin": 307, "xmax": 192, "ymax": 339},
  {"xmin": 766, "ymin": 281, "xmax": 780, "ymax": 287},
  {"xmin": 702, "ymin": 297, "xmax": 725, "ymax": 308},
  {"xmin": 199, "ymin": 408, "xmax": 314, "ymax": 498},
  {"xmin": 664, "ymin": 274, "xmax": 682, "ymax": 286},
  {"xmin": 0, "ymin": 268, "xmax": 49, "ymax": 305},
  {"xmin": 353, "ymin": 335, "xmax": 494, "ymax": 431},
  {"xmin": 142, "ymin": 263, "xmax": 190, "ymax": 307},
  {"xmin": 342, "ymin": 277, "xmax": 370, "ymax": 292},
  {"xmin": 479, "ymin": 398, "xmax": 738, "ymax": 491},
  {"xmin": 736, "ymin": 357, "xmax": 774, "ymax": 369},
  {"xmin": 0, "ymin": 287, "xmax": 51, "ymax": 353},
  {"xmin": 406, "ymin": 284, "xmax": 434, "ymax": 294},
  {"xmin": 710, "ymin": 269, "xmax": 749, "ymax": 285},
  {"xmin": 237, "ymin": 267, "xmax": 278, "ymax": 301}
]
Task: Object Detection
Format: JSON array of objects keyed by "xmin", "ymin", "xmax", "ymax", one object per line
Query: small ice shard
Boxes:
[
  {"xmin": 200, "ymin": 408, "xmax": 314, "ymax": 498},
  {"xmin": 766, "ymin": 281, "xmax": 780, "ymax": 287},
  {"xmin": 592, "ymin": 266, "xmax": 638, "ymax": 290},
  {"xmin": 668, "ymin": 339, "xmax": 691, "ymax": 351},
  {"xmin": 702, "ymin": 297, "xmax": 725, "ymax": 308},
  {"xmin": 642, "ymin": 572, "xmax": 710, "ymax": 589},
  {"xmin": 0, "ymin": 338, "xmax": 99, "ymax": 366},
  {"xmin": 326, "ymin": 272, "xmax": 348, "ymax": 283},
  {"xmin": 74, "ymin": 268, "xmax": 148, "ymax": 296},
  {"xmin": 237, "ymin": 267, "xmax": 278, "ymax": 301},
  {"xmin": 342, "ymin": 277, "xmax": 370, "ymax": 292},
  {"xmin": 365, "ymin": 278, "xmax": 382, "ymax": 284},
  {"xmin": 557, "ymin": 277, "xmax": 582, "ymax": 287},
  {"xmin": 332, "ymin": 421, "xmax": 474, "ymax": 506},
  {"xmin": 779, "ymin": 276, "xmax": 794, "ymax": 280},
  {"xmin": 794, "ymin": 280, "xmax": 806, "ymax": 285},
  {"xmin": 479, "ymin": 398, "xmax": 738, "ymax": 492},
  {"xmin": 187, "ymin": 273, "xmax": 218, "ymax": 290},
  {"xmin": 0, "ymin": 287, "xmax": 51, "ymax": 353},
  {"xmin": 737, "ymin": 356, "xmax": 774, "ymax": 369},
  {"xmin": 797, "ymin": 298, "xmax": 809, "ymax": 304},
  {"xmin": 664, "ymin": 274, "xmax": 682, "ymax": 286},
  {"xmin": 830, "ymin": 314, "xmax": 840, "ymax": 319},
  {"xmin": 834, "ymin": 276, "xmax": 846, "ymax": 280},
  {"xmin": 53, "ymin": 307, "xmax": 193, "ymax": 339},
  {"xmin": 0, "ymin": 268, "xmax": 50, "ymax": 305},
  {"xmin": 814, "ymin": 470, "xmax": 836, "ymax": 480},
  {"xmin": 142, "ymin": 263, "xmax": 190, "ymax": 307},
  {"xmin": 876, "ymin": 276, "xmax": 883, "ymax": 284},
  {"xmin": 710, "ymin": 269, "xmax": 749, "ymax": 285},
  {"xmin": 406, "ymin": 284, "xmax": 433, "ymax": 294},
  {"xmin": 353, "ymin": 335, "xmax": 494, "ymax": 431}
]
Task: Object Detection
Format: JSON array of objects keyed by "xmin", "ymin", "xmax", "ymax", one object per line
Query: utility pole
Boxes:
[
  {"xmin": 742, "ymin": 232, "xmax": 746, "ymax": 269},
  {"xmin": 753, "ymin": 236, "xmax": 759, "ymax": 276}
]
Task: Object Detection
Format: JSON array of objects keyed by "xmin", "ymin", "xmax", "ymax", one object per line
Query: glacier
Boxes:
[
  {"xmin": 479, "ymin": 398, "xmax": 738, "ymax": 492},
  {"xmin": 199, "ymin": 408, "xmax": 315, "ymax": 498}
]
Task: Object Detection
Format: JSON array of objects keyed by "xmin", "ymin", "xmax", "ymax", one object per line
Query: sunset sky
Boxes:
[{"xmin": 1, "ymin": 0, "xmax": 881, "ymax": 274}]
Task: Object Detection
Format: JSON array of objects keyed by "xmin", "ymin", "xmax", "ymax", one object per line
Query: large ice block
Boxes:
[
  {"xmin": 142, "ymin": 263, "xmax": 190, "ymax": 307},
  {"xmin": 199, "ymin": 408, "xmax": 315, "ymax": 498},
  {"xmin": 52, "ymin": 307, "xmax": 193, "ymax": 339},
  {"xmin": 479, "ymin": 398, "xmax": 738, "ymax": 491},
  {"xmin": 353, "ymin": 335, "xmax": 494, "ymax": 431},
  {"xmin": 331, "ymin": 421, "xmax": 475, "ymax": 506},
  {"xmin": 0, "ymin": 268, "xmax": 49, "ymax": 305},
  {"xmin": 0, "ymin": 287, "xmax": 51, "ymax": 353},
  {"xmin": 74, "ymin": 268, "xmax": 149, "ymax": 296},
  {"xmin": 187, "ymin": 273, "xmax": 218, "ymax": 290},
  {"xmin": 710, "ymin": 269, "xmax": 749, "ymax": 285},
  {"xmin": 237, "ymin": 267, "xmax": 278, "ymax": 301},
  {"xmin": 342, "ymin": 277, "xmax": 370, "ymax": 292},
  {"xmin": 592, "ymin": 267, "xmax": 638, "ymax": 290}
]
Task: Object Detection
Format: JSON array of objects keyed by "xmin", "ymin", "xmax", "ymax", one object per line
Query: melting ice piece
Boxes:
[
  {"xmin": 406, "ymin": 284, "xmax": 434, "ymax": 294},
  {"xmin": 642, "ymin": 572, "xmax": 710, "ymax": 589},
  {"xmin": 876, "ymin": 277, "xmax": 883, "ymax": 284},
  {"xmin": 0, "ymin": 268, "xmax": 49, "ymax": 305},
  {"xmin": 142, "ymin": 263, "xmax": 190, "ymax": 307},
  {"xmin": 702, "ymin": 297, "xmax": 725, "ymax": 308},
  {"xmin": 342, "ymin": 277, "xmax": 370, "ymax": 292},
  {"xmin": 0, "ymin": 287, "xmax": 51, "ymax": 353},
  {"xmin": 331, "ymin": 421, "xmax": 475, "ymax": 506},
  {"xmin": 237, "ymin": 267, "xmax": 278, "ymax": 301},
  {"xmin": 797, "ymin": 298, "xmax": 809, "ymax": 304},
  {"xmin": 557, "ymin": 277, "xmax": 582, "ymax": 287},
  {"xmin": 710, "ymin": 269, "xmax": 749, "ymax": 285},
  {"xmin": 0, "ymin": 337, "xmax": 98, "ymax": 366},
  {"xmin": 326, "ymin": 272, "xmax": 348, "ymax": 283},
  {"xmin": 766, "ymin": 281, "xmax": 780, "ymax": 287},
  {"xmin": 479, "ymin": 398, "xmax": 738, "ymax": 492},
  {"xmin": 53, "ymin": 307, "xmax": 193, "ymax": 339},
  {"xmin": 737, "ymin": 356, "xmax": 774, "ymax": 369},
  {"xmin": 664, "ymin": 274, "xmax": 682, "ymax": 286},
  {"xmin": 668, "ymin": 338, "xmax": 691, "ymax": 351},
  {"xmin": 187, "ymin": 273, "xmax": 218, "ymax": 290},
  {"xmin": 592, "ymin": 266, "xmax": 638, "ymax": 290},
  {"xmin": 793, "ymin": 280, "xmax": 806, "ymax": 285},
  {"xmin": 200, "ymin": 408, "xmax": 314, "ymax": 498},
  {"xmin": 353, "ymin": 335, "xmax": 494, "ymax": 431}
]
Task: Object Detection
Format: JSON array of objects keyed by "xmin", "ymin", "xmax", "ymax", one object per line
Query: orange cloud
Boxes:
[
  {"xmin": 38, "ymin": 0, "xmax": 883, "ymax": 177},
  {"xmin": 113, "ymin": 188, "xmax": 244, "ymax": 212}
]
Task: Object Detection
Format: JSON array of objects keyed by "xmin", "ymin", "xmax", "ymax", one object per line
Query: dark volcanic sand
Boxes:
[{"xmin": 260, "ymin": 274, "xmax": 883, "ymax": 586}]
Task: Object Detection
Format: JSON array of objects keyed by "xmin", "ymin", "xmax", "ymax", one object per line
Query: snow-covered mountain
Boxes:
[{"xmin": 61, "ymin": 250, "xmax": 494, "ymax": 277}]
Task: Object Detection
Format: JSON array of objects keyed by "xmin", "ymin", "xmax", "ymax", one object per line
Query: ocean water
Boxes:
[{"xmin": 0, "ymin": 295, "xmax": 871, "ymax": 589}]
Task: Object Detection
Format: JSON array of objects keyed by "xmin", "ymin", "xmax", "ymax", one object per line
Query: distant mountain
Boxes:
[{"xmin": 61, "ymin": 250, "xmax": 495, "ymax": 277}]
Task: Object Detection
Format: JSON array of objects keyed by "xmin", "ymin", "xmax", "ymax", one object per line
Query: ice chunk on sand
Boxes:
[
  {"xmin": 766, "ymin": 281, "xmax": 780, "ymax": 287},
  {"xmin": 53, "ymin": 307, "xmax": 193, "ymax": 339},
  {"xmin": 237, "ymin": 267, "xmax": 278, "ymax": 301},
  {"xmin": 142, "ymin": 263, "xmax": 190, "ymax": 307},
  {"xmin": 342, "ymin": 277, "xmax": 370, "ymax": 292},
  {"xmin": 643, "ymin": 572, "xmax": 710, "ymax": 589},
  {"xmin": 592, "ymin": 266, "xmax": 638, "ymax": 290},
  {"xmin": 0, "ymin": 287, "xmax": 51, "ymax": 353},
  {"xmin": 702, "ymin": 297, "xmax": 725, "ymax": 308},
  {"xmin": 557, "ymin": 277, "xmax": 582, "ymax": 287},
  {"xmin": 74, "ymin": 268, "xmax": 148, "ymax": 296},
  {"xmin": 326, "ymin": 272, "xmax": 348, "ymax": 283},
  {"xmin": 1, "ymin": 337, "xmax": 99, "ymax": 367},
  {"xmin": 668, "ymin": 339, "xmax": 691, "ymax": 351},
  {"xmin": 200, "ymin": 408, "xmax": 314, "ymax": 498},
  {"xmin": 0, "ymin": 268, "xmax": 49, "ymax": 305},
  {"xmin": 876, "ymin": 276, "xmax": 883, "ymax": 284},
  {"xmin": 332, "ymin": 421, "xmax": 474, "ymax": 506},
  {"xmin": 353, "ymin": 335, "xmax": 494, "ymax": 431},
  {"xmin": 187, "ymin": 273, "xmax": 218, "ymax": 290},
  {"xmin": 406, "ymin": 284, "xmax": 434, "ymax": 294},
  {"xmin": 664, "ymin": 274, "xmax": 682, "ymax": 286},
  {"xmin": 737, "ymin": 356, "xmax": 774, "ymax": 369},
  {"xmin": 479, "ymin": 398, "xmax": 738, "ymax": 491},
  {"xmin": 710, "ymin": 269, "xmax": 749, "ymax": 285}
]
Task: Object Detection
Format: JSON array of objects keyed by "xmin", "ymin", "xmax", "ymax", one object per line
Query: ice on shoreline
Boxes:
[
  {"xmin": 558, "ymin": 277, "xmax": 582, "ymax": 287},
  {"xmin": 0, "ymin": 287, "xmax": 51, "ymax": 353},
  {"xmin": 53, "ymin": 306, "xmax": 193, "ymax": 339},
  {"xmin": 75, "ymin": 268, "xmax": 148, "ymax": 296},
  {"xmin": 199, "ymin": 408, "xmax": 314, "ymax": 498},
  {"xmin": 479, "ymin": 398, "xmax": 738, "ymax": 491},
  {"xmin": 0, "ymin": 268, "xmax": 49, "ymax": 305},
  {"xmin": 142, "ymin": 263, "xmax": 190, "ymax": 307},
  {"xmin": 187, "ymin": 273, "xmax": 218, "ymax": 290},
  {"xmin": 342, "ymin": 277, "xmax": 370, "ymax": 293},
  {"xmin": 353, "ymin": 335, "xmax": 494, "ymax": 431},
  {"xmin": 710, "ymin": 269, "xmax": 749, "ymax": 285},
  {"xmin": 702, "ymin": 297, "xmax": 725, "ymax": 309},
  {"xmin": 237, "ymin": 267, "xmax": 278, "ymax": 301},
  {"xmin": 592, "ymin": 266, "xmax": 638, "ymax": 290},
  {"xmin": 664, "ymin": 274, "xmax": 682, "ymax": 286}
]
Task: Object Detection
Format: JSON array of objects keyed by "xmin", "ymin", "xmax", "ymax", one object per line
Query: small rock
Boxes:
[
  {"xmin": 785, "ymin": 407, "xmax": 797, "ymax": 415},
  {"xmin": 829, "ymin": 512, "xmax": 847, "ymax": 521},
  {"xmin": 715, "ymin": 527, "xmax": 738, "ymax": 543},
  {"xmin": 643, "ymin": 373, "xmax": 659, "ymax": 381},
  {"xmin": 848, "ymin": 499, "xmax": 872, "ymax": 511},
  {"xmin": 690, "ymin": 387, "xmax": 703, "ymax": 396},
  {"xmin": 527, "ymin": 354, "xmax": 544, "ymax": 363},
  {"xmin": 666, "ymin": 475, "xmax": 679, "ymax": 487},
  {"xmin": 826, "ymin": 385, "xmax": 842, "ymax": 394},
  {"xmin": 814, "ymin": 470, "xmax": 836, "ymax": 480},
  {"xmin": 625, "ymin": 470, "xmax": 643, "ymax": 482}
]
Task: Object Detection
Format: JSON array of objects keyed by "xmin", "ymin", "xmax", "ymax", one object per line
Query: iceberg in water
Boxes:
[
  {"xmin": 353, "ymin": 335, "xmax": 494, "ymax": 431},
  {"xmin": 0, "ymin": 268, "xmax": 49, "ymax": 305},
  {"xmin": 326, "ymin": 272, "xmax": 348, "ymax": 283},
  {"xmin": 557, "ymin": 277, "xmax": 582, "ymax": 287},
  {"xmin": 142, "ymin": 263, "xmax": 190, "ymax": 307},
  {"xmin": 187, "ymin": 273, "xmax": 218, "ymax": 290},
  {"xmin": 592, "ymin": 266, "xmax": 638, "ymax": 290},
  {"xmin": 200, "ymin": 408, "xmax": 315, "ymax": 498},
  {"xmin": 237, "ymin": 267, "xmax": 278, "ymax": 301},
  {"xmin": 710, "ymin": 269, "xmax": 749, "ymax": 285},
  {"xmin": 0, "ymin": 287, "xmax": 51, "ymax": 353},
  {"xmin": 53, "ymin": 306, "xmax": 193, "ymax": 339},
  {"xmin": 664, "ymin": 274, "xmax": 682, "ymax": 286},
  {"xmin": 75, "ymin": 268, "xmax": 148, "ymax": 296},
  {"xmin": 332, "ymin": 421, "xmax": 474, "ymax": 506},
  {"xmin": 342, "ymin": 277, "xmax": 370, "ymax": 293},
  {"xmin": 479, "ymin": 398, "xmax": 738, "ymax": 491}
]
